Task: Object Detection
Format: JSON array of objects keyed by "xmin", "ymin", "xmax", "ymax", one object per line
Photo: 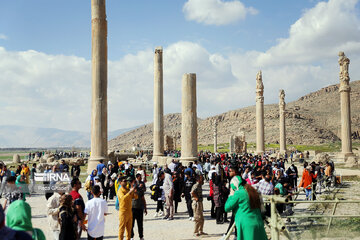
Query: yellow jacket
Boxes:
[{"xmin": 117, "ymin": 186, "xmax": 137, "ymax": 213}]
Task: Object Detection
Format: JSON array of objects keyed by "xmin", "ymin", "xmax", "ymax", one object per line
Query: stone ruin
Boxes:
[
  {"xmin": 13, "ymin": 154, "xmax": 21, "ymax": 163},
  {"xmin": 108, "ymin": 151, "xmax": 137, "ymax": 164},
  {"xmin": 345, "ymin": 156, "xmax": 358, "ymax": 168},
  {"xmin": 233, "ymin": 131, "xmax": 247, "ymax": 154},
  {"xmin": 314, "ymin": 153, "xmax": 331, "ymax": 163},
  {"xmin": 164, "ymin": 135, "xmax": 175, "ymax": 151}
]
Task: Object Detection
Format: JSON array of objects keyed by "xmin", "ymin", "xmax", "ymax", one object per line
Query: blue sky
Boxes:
[
  {"xmin": 0, "ymin": 0, "xmax": 323, "ymax": 58},
  {"xmin": 0, "ymin": 0, "xmax": 359, "ymax": 133}
]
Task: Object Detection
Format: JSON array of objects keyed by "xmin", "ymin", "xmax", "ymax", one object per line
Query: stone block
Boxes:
[{"xmin": 13, "ymin": 154, "xmax": 21, "ymax": 163}]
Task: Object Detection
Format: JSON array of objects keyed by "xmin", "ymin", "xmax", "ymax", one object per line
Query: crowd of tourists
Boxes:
[
  {"xmin": 0, "ymin": 149, "xmax": 337, "ymax": 240},
  {"xmin": 28, "ymin": 151, "xmax": 89, "ymax": 161}
]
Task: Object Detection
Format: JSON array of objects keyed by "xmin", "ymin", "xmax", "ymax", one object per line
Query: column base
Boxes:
[
  {"xmin": 152, "ymin": 156, "xmax": 170, "ymax": 167},
  {"xmin": 88, "ymin": 156, "xmax": 107, "ymax": 174},
  {"xmin": 279, "ymin": 150, "xmax": 287, "ymax": 156},
  {"xmin": 337, "ymin": 152, "xmax": 356, "ymax": 162},
  {"xmin": 256, "ymin": 151, "xmax": 264, "ymax": 156},
  {"xmin": 180, "ymin": 156, "xmax": 198, "ymax": 167}
]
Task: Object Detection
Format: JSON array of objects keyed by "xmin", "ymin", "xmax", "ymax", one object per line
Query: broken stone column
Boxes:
[
  {"xmin": 338, "ymin": 52, "xmax": 354, "ymax": 160},
  {"xmin": 229, "ymin": 135, "xmax": 234, "ymax": 154},
  {"xmin": 213, "ymin": 119, "xmax": 218, "ymax": 153},
  {"xmin": 164, "ymin": 135, "xmax": 175, "ymax": 151},
  {"xmin": 13, "ymin": 154, "xmax": 21, "ymax": 164},
  {"xmin": 88, "ymin": 0, "xmax": 108, "ymax": 174},
  {"xmin": 239, "ymin": 131, "xmax": 247, "ymax": 153},
  {"xmin": 153, "ymin": 47, "xmax": 164, "ymax": 158},
  {"xmin": 256, "ymin": 71, "xmax": 265, "ymax": 155},
  {"xmin": 279, "ymin": 89, "xmax": 287, "ymax": 155},
  {"xmin": 181, "ymin": 73, "xmax": 198, "ymax": 164}
]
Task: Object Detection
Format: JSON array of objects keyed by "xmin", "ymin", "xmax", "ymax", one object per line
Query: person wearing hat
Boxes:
[{"xmin": 117, "ymin": 176, "xmax": 137, "ymax": 240}]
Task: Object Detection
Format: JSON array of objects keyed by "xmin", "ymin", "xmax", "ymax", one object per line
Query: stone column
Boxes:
[
  {"xmin": 338, "ymin": 52, "xmax": 354, "ymax": 160},
  {"xmin": 153, "ymin": 47, "xmax": 164, "ymax": 158},
  {"xmin": 256, "ymin": 70, "xmax": 265, "ymax": 155},
  {"xmin": 181, "ymin": 73, "xmax": 198, "ymax": 164},
  {"xmin": 88, "ymin": 0, "xmax": 108, "ymax": 174},
  {"xmin": 229, "ymin": 135, "xmax": 234, "ymax": 154},
  {"xmin": 213, "ymin": 119, "xmax": 218, "ymax": 153},
  {"xmin": 279, "ymin": 90, "xmax": 286, "ymax": 155}
]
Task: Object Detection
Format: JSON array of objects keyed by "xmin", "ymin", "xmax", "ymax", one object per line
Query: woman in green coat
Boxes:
[{"xmin": 225, "ymin": 180, "xmax": 268, "ymax": 240}]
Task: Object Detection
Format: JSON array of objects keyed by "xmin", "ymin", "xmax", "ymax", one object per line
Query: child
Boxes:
[
  {"xmin": 84, "ymin": 185, "xmax": 108, "ymax": 240},
  {"xmin": 94, "ymin": 177, "xmax": 103, "ymax": 195}
]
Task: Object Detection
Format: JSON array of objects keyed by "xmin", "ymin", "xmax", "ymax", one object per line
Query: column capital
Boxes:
[
  {"xmin": 155, "ymin": 46, "xmax": 163, "ymax": 54},
  {"xmin": 339, "ymin": 85, "xmax": 351, "ymax": 92},
  {"xmin": 256, "ymin": 96, "xmax": 264, "ymax": 103}
]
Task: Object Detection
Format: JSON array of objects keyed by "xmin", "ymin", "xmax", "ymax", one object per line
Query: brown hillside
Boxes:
[{"xmin": 109, "ymin": 80, "xmax": 360, "ymax": 151}]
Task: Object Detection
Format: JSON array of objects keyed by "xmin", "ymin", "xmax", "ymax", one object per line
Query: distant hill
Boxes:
[
  {"xmin": 109, "ymin": 80, "xmax": 360, "ymax": 151},
  {"xmin": 0, "ymin": 126, "xmax": 138, "ymax": 148}
]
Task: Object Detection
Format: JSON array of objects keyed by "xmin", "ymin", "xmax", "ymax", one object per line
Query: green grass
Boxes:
[
  {"xmin": 0, "ymin": 155, "xmax": 13, "ymax": 161},
  {"xmin": 198, "ymin": 143, "xmax": 229, "ymax": 152}
]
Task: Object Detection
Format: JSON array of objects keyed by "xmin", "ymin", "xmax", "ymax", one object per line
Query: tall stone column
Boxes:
[
  {"xmin": 338, "ymin": 52, "xmax": 354, "ymax": 160},
  {"xmin": 256, "ymin": 71, "xmax": 265, "ymax": 155},
  {"xmin": 88, "ymin": 0, "xmax": 108, "ymax": 174},
  {"xmin": 279, "ymin": 90, "xmax": 286, "ymax": 155},
  {"xmin": 213, "ymin": 119, "xmax": 218, "ymax": 153},
  {"xmin": 181, "ymin": 73, "xmax": 198, "ymax": 164},
  {"xmin": 153, "ymin": 47, "xmax": 164, "ymax": 158}
]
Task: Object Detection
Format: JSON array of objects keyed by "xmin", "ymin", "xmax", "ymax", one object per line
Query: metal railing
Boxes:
[
  {"xmin": 223, "ymin": 182, "xmax": 360, "ymax": 240},
  {"xmin": 263, "ymin": 195, "xmax": 360, "ymax": 240}
]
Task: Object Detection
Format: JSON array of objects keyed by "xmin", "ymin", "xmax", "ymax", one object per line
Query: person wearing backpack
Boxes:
[{"xmin": 6, "ymin": 200, "xmax": 46, "ymax": 240}]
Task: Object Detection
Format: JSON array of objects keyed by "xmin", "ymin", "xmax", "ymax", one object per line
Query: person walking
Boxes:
[
  {"xmin": 154, "ymin": 172, "xmax": 165, "ymax": 217},
  {"xmin": 225, "ymin": 181, "xmax": 268, "ymax": 240},
  {"xmin": 299, "ymin": 166, "xmax": 317, "ymax": 200},
  {"xmin": 191, "ymin": 175, "xmax": 207, "ymax": 237},
  {"xmin": 83, "ymin": 185, "xmax": 108, "ymax": 240},
  {"xmin": 163, "ymin": 169, "xmax": 174, "ymax": 220},
  {"xmin": 183, "ymin": 172, "xmax": 195, "ymax": 220},
  {"xmin": 224, "ymin": 166, "xmax": 242, "ymax": 239},
  {"xmin": 0, "ymin": 165, "xmax": 11, "ymax": 197},
  {"xmin": 30, "ymin": 164, "xmax": 37, "ymax": 193}
]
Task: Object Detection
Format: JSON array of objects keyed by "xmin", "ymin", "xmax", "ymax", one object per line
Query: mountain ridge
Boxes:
[{"xmin": 109, "ymin": 80, "xmax": 360, "ymax": 151}]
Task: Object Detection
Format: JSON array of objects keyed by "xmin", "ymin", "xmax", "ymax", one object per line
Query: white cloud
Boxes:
[
  {"xmin": 256, "ymin": 0, "xmax": 360, "ymax": 66},
  {"xmin": 0, "ymin": 34, "xmax": 7, "ymax": 40},
  {"xmin": 183, "ymin": 0, "xmax": 258, "ymax": 26},
  {"xmin": 0, "ymin": 42, "xmax": 237, "ymax": 132},
  {"xmin": 0, "ymin": 0, "xmax": 360, "ymax": 136}
]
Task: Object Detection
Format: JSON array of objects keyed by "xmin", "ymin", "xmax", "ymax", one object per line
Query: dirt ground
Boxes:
[{"xmin": 26, "ymin": 182, "xmax": 234, "ymax": 240}]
